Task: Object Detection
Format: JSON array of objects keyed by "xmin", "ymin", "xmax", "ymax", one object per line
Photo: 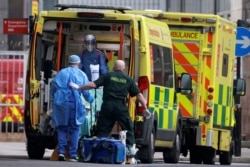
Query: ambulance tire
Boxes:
[
  {"xmin": 190, "ymin": 147, "xmax": 202, "ymax": 164},
  {"xmin": 202, "ymin": 148, "xmax": 216, "ymax": 164},
  {"xmin": 219, "ymin": 142, "xmax": 233, "ymax": 165},
  {"xmin": 27, "ymin": 139, "xmax": 45, "ymax": 159},
  {"xmin": 163, "ymin": 131, "xmax": 181, "ymax": 163},
  {"xmin": 137, "ymin": 129, "xmax": 155, "ymax": 163}
]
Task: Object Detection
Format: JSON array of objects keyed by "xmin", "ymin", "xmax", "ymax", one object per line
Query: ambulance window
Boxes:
[
  {"xmin": 34, "ymin": 33, "xmax": 43, "ymax": 80},
  {"xmin": 151, "ymin": 44, "xmax": 173, "ymax": 87},
  {"xmin": 35, "ymin": 33, "xmax": 56, "ymax": 81},
  {"xmin": 222, "ymin": 54, "xmax": 228, "ymax": 77},
  {"xmin": 89, "ymin": 25, "xmax": 111, "ymax": 31}
]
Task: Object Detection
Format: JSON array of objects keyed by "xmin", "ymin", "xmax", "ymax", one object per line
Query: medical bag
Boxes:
[{"xmin": 78, "ymin": 137, "xmax": 125, "ymax": 164}]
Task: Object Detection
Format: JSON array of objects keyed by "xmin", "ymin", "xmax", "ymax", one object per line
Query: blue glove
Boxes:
[{"xmin": 88, "ymin": 95, "xmax": 94, "ymax": 103}]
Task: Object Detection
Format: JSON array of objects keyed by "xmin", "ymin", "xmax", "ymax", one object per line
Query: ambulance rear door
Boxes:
[{"xmin": 170, "ymin": 26, "xmax": 206, "ymax": 119}]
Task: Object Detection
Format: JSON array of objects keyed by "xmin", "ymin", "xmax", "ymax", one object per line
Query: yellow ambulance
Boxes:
[
  {"xmin": 24, "ymin": 4, "xmax": 192, "ymax": 162},
  {"xmin": 125, "ymin": 10, "xmax": 246, "ymax": 165}
]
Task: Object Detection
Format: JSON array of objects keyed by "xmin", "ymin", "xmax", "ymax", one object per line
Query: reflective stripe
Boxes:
[
  {"xmin": 173, "ymin": 41, "xmax": 199, "ymax": 117},
  {"xmin": 213, "ymin": 84, "xmax": 233, "ymax": 126},
  {"xmin": 0, "ymin": 94, "xmax": 24, "ymax": 122},
  {"xmin": 149, "ymin": 85, "xmax": 178, "ymax": 130}
]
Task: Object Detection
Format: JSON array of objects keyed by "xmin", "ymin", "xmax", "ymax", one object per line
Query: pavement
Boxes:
[
  {"xmin": 0, "ymin": 141, "xmax": 250, "ymax": 163},
  {"xmin": 0, "ymin": 142, "xmax": 53, "ymax": 157}
]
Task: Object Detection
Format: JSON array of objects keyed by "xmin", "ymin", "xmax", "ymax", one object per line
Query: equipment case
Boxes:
[{"xmin": 79, "ymin": 137, "xmax": 125, "ymax": 164}]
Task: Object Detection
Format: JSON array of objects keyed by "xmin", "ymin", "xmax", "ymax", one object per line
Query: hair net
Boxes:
[{"xmin": 68, "ymin": 55, "xmax": 81, "ymax": 63}]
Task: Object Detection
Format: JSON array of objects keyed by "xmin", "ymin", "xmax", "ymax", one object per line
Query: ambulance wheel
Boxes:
[
  {"xmin": 27, "ymin": 139, "xmax": 45, "ymax": 159},
  {"xmin": 203, "ymin": 148, "xmax": 216, "ymax": 164},
  {"xmin": 163, "ymin": 131, "xmax": 181, "ymax": 163},
  {"xmin": 219, "ymin": 151, "xmax": 232, "ymax": 165},
  {"xmin": 219, "ymin": 142, "xmax": 233, "ymax": 165},
  {"xmin": 190, "ymin": 147, "xmax": 202, "ymax": 164},
  {"xmin": 137, "ymin": 129, "xmax": 155, "ymax": 163}
]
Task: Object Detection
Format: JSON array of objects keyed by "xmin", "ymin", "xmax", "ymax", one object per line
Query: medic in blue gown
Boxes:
[{"xmin": 51, "ymin": 55, "xmax": 94, "ymax": 161}]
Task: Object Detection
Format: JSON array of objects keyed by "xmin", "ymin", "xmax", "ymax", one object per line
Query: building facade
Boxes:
[{"xmin": 0, "ymin": 0, "xmax": 30, "ymax": 51}]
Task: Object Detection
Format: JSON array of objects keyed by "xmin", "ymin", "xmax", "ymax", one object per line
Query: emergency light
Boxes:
[{"xmin": 77, "ymin": 12, "xmax": 104, "ymax": 18}]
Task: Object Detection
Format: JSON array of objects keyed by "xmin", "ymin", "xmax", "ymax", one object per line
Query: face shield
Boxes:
[{"xmin": 84, "ymin": 34, "xmax": 96, "ymax": 52}]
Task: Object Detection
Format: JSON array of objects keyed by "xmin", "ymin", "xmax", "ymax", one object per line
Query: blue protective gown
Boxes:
[
  {"xmin": 77, "ymin": 49, "xmax": 109, "ymax": 81},
  {"xmin": 51, "ymin": 66, "xmax": 93, "ymax": 158},
  {"xmin": 51, "ymin": 66, "xmax": 93, "ymax": 126}
]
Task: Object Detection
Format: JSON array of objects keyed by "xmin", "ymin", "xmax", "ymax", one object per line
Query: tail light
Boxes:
[
  {"xmin": 77, "ymin": 12, "xmax": 104, "ymax": 18},
  {"xmin": 207, "ymin": 94, "xmax": 213, "ymax": 100},
  {"xmin": 208, "ymin": 87, "xmax": 214, "ymax": 93},
  {"xmin": 181, "ymin": 17, "xmax": 192, "ymax": 22},
  {"xmin": 137, "ymin": 76, "xmax": 149, "ymax": 114},
  {"xmin": 136, "ymin": 129, "xmax": 142, "ymax": 136},
  {"xmin": 206, "ymin": 108, "xmax": 213, "ymax": 115},
  {"xmin": 206, "ymin": 86, "xmax": 214, "ymax": 115}
]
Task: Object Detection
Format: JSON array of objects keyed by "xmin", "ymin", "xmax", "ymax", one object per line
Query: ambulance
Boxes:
[
  {"xmin": 125, "ymin": 11, "xmax": 246, "ymax": 165},
  {"xmin": 24, "ymin": 4, "xmax": 192, "ymax": 161}
]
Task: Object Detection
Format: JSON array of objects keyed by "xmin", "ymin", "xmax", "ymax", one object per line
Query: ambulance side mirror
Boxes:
[
  {"xmin": 234, "ymin": 78, "xmax": 246, "ymax": 96},
  {"xmin": 179, "ymin": 73, "xmax": 192, "ymax": 95}
]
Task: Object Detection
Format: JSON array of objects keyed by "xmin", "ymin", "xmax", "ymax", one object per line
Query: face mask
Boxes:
[{"xmin": 85, "ymin": 43, "xmax": 94, "ymax": 52}]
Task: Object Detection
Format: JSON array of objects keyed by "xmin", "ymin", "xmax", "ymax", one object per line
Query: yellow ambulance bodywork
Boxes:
[
  {"xmin": 132, "ymin": 15, "xmax": 192, "ymax": 164},
  {"xmin": 124, "ymin": 10, "xmax": 243, "ymax": 165},
  {"xmin": 165, "ymin": 14, "xmax": 237, "ymax": 150},
  {"xmin": 167, "ymin": 13, "xmax": 236, "ymax": 151},
  {"xmin": 137, "ymin": 17, "xmax": 178, "ymax": 145},
  {"xmin": 25, "ymin": 6, "xmax": 193, "ymax": 163}
]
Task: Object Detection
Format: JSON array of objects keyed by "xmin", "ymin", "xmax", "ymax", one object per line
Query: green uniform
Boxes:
[{"xmin": 94, "ymin": 70, "xmax": 140, "ymax": 147}]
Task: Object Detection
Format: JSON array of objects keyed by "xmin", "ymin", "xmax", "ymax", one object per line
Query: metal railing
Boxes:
[{"xmin": 0, "ymin": 51, "xmax": 28, "ymax": 136}]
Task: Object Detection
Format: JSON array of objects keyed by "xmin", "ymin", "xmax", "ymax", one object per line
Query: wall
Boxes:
[
  {"xmin": 241, "ymin": 56, "xmax": 250, "ymax": 139},
  {"xmin": 58, "ymin": 0, "xmax": 167, "ymax": 11},
  {"xmin": 0, "ymin": 0, "xmax": 8, "ymax": 50},
  {"xmin": 0, "ymin": 0, "xmax": 30, "ymax": 51},
  {"xmin": 8, "ymin": 0, "xmax": 25, "ymax": 51},
  {"xmin": 57, "ymin": 0, "xmax": 230, "ymax": 14},
  {"xmin": 231, "ymin": 0, "xmax": 242, "ymax": 21}
]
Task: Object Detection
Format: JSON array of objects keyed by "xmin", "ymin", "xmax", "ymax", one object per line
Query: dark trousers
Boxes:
[{"xmin": 96, "ymin": 100, "xmax": 135, "ymax": 147}]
